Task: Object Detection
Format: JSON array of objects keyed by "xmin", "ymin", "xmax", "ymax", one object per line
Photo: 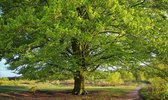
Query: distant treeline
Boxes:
[{"xmin": 0, "ymin": 76, "xmax": 20, "ymax": 80}]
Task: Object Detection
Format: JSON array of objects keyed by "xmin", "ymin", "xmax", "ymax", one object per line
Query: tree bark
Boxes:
[{"xmin": 72, "ymin": 71, "xmax": 87, "ymax": 95}]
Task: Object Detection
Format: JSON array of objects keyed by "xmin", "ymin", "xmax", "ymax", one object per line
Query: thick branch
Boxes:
[
  {"xmin": 89, "ymin": 65, "xmax": 100, "ymax": 72},
  {"xmin": 100, "ymin": 54, "xmax": 114, "ymax": 60},
  {"xmin": 47, "ymin": 62, "xmax": 74, "ymax": 73},
  {"xmin": 131, "ymin": 0, "xmax": 146, "ymax": 7},
  {"xmin": 98, "ymin": 30, "xmax": 120, "ymax": 34}
]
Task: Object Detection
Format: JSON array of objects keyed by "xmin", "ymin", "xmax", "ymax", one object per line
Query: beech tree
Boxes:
[{"xmin": 0, "ymin": 0, "xmax": 159, "ymax": 95}]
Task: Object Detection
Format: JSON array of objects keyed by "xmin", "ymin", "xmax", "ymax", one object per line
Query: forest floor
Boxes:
[{"xmin": 0, "ymin": 86, "xmax": 142, "ymax": 100}]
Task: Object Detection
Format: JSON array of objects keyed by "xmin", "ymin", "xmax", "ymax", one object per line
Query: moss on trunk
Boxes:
[{"xmin": 72, "ymin": 71, "xmax": 87, "ymax": 95}]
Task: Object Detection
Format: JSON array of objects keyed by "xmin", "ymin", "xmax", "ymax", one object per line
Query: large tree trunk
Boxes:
[{"xmin": 72, "ymin": 71, "xmax": 87, "ymax": 95}]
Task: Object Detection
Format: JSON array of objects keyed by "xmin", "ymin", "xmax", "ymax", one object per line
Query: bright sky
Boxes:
[{"xmin": 0, "ymin": 59, "xmax": 20, "ymax": 78}]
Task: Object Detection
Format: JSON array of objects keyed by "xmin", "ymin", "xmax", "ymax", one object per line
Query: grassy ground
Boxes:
[{"xmin": 0, "ymin": 80, "xmax": 137, "ymax": 100}]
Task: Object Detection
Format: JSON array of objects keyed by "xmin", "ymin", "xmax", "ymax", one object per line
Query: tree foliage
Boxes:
[
  {"xmin": 0, "ymin": 0, "xmax": 153, "ymax": 78},
  {"xmin": 0, "ymin": 0, "xmax": 167, "ymax": 95},
  {"xmin": 106, "ymin": 72, "xmax": 123, "ymax": 85}
]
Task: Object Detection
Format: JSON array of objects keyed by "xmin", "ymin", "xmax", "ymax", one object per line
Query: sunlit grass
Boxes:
[
  {"xmin": 0, "ymin": 80, "xmax": 138, "ymax": 100},
  {"xmin": 0, "ymin": 86, "xmax": 29, "ymax": 93},
  {"xmin": 86, "ymin": 86, "xmax": 136, "ymax": 96},
  {"xmin": 0, "ymin": 81, "xmax": 136, "ymax": 94}
]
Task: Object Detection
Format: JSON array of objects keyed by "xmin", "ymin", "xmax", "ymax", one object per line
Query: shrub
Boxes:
[
  {"xmin": 30, "ymin": 86, "xmax": 37, "ymax": 95},
  {"xmin": 141, "ymin": 77, "xmax": 168, "ymax": 99},
  {"xmin": 120, "ymin": 71, "xmax": 134, "ymax": 81},
  {"xmin": 0, "ymin": 81, "xmax": 2, "ymax": 85},
  {"xmin": 12, "ymin": 80, "xmax": 19, "ymax": 86},
  {"xmin": 106, "ymin": 72, "xmax": 124, "ymax": 85},
  {"xmin": 0, "ymin": 77, "xmax": 9, "ymax": 81},
  {"xmin": 149, "ymin": 77, "xmax": 165, "ymax": 95}
]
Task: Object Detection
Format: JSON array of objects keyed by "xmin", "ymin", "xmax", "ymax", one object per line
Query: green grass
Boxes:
[
  {"xmin": 0, "ymin": 84, "xmax": 135, "ymax": 95},
  {"xmin": 38, "ymin": 86, "xmax": 135, "ymax": 95},
  {"xmin": 0, "ymin": 81, "xmax": 72, "ymax": 93},
  {"xmin": 0, "ymin": 86, "xmax": 29, "ymax": 93},
  {"xmin": 0, "ymin": 80, "xmax": 137, "ymax": 100},
  {"xmin": 86, "ymin": 86, "xmax": 135, "ymax": 96}
]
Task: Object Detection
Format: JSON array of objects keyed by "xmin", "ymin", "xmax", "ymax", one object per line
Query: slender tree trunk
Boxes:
[{"xmin": 72, "ymin": 71, "xmax": 87, "ymax": 95}]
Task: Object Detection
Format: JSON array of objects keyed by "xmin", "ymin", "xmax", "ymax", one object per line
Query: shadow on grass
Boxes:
[
  {"xmin": 0, "ymin": 86, "xmax": 136, "ymax": 100},
  {"xmin": 0, "ymin": 85, "xmax": 29, "ymax": 93},
  {"xmin": 88, "ymin": 87, "xmax": 130, "ymax": 93}
]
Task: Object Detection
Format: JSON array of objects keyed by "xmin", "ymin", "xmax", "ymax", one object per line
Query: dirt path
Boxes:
[
  {"xmin": 0, "ymin": 87, "xmax": 143, "ymax": 100},
  {"xmin": 113, "ymin": 87, "xmax": 142, "ymax": 100}
]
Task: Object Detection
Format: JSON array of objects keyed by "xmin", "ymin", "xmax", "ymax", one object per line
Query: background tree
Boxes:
[
  {"xmin": 106, "ymin": 72, "xmax": 124, "ymax": 85},
  {"xmin": 139, "ymin": 0, "xmax": 168, "ymax": 79},
  {"xmin": 0, "ymin": 0, "xmax": 158, "ymax": 95}
]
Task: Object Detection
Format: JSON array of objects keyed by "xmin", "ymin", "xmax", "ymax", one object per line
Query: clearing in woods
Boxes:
[{"xmin": 0, "ymin": 86, "xmax": 142, "ymax": 100}]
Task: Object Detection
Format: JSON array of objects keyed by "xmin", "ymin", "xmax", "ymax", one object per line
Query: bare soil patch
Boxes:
[{"xmin": 112, "ymin": 87, "xmax": 142, "ymax": 100}]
